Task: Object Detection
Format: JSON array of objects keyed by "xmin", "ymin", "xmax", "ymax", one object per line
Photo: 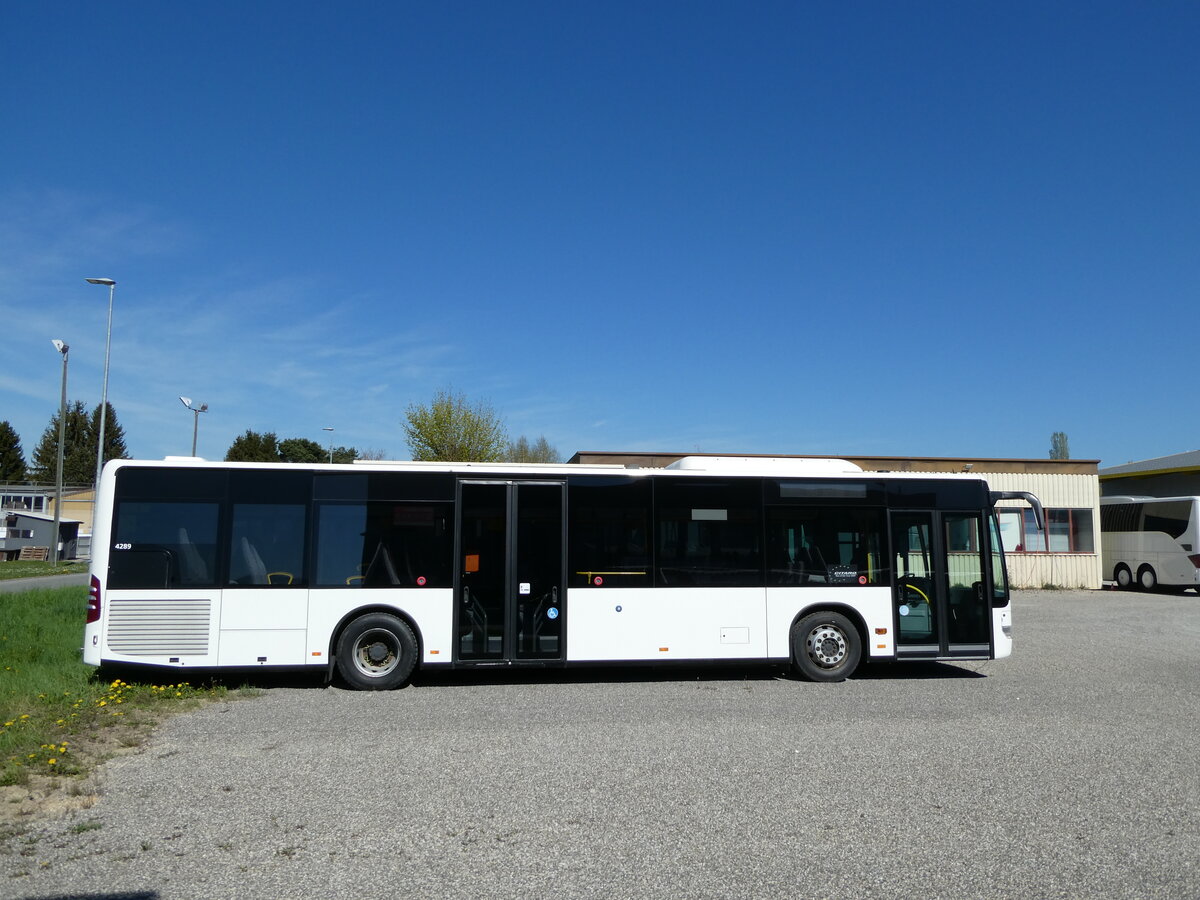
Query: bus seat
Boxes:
[
  {"xmin": 364, "ymin": 541, "xmax": 402, "ymax": 585},
  {"xmin": 177, "ymin": 528, "xmax": 210, "ymax": 583},
  {"xmin": 239, "ymin": 537, "xmax": 268, "ymax": 584}
]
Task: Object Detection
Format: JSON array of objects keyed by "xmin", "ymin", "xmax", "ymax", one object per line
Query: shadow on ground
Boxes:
[{"xmin": 95, "ymin": 655, "xmax": 986, "ymax": 692}]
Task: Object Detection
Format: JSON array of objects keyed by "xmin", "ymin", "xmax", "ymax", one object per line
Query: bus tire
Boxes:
[
  {"xmin": 335, "ymin": 613, "xmax": 418, "ymax": 690},
  {"xmin": 791, "ymin": 611, "xmax": 861, "ymax": 683},
  {"xmin": 1114, "ymin": 565, "xmax": 1132, "ymax": 589},
  {"xmin": 1138, "ymin": 566, "xmax": 1158, "ymax": 592}
]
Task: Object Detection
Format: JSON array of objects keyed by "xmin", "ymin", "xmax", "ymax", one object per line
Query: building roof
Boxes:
[
  {"xmin": 1098, "ymin": 449, "xmax": 1200, "ymax": 479},
  {"xmin": 3, "ymin": 510, "xmax": 83, "ymax": 524},
  {"xmin": 569, "ymin": 451, "xmax": 1099, "ymax": 476}
]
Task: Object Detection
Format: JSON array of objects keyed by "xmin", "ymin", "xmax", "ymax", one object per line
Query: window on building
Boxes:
[
  {"xmin": 996, "ymin": 509, "xmax": 1024, "ymax": 552},
  {"xmin": 1047, "ymin": 509, "xmax": 1095, "ymax": 552},
  {"xmin": 1006, "ymin": 507, "xmax": 1094, "ymax": 553}
]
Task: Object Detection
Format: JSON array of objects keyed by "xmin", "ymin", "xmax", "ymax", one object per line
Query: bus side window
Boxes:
[
  {"xmin": 109, "ymin": 500, "xmax": 220, "ymax": 589},
  {"xmin": 568, "ymin": 478, "xmax": 652, "ymax": 587},
  {"xmin": 226, "ymin": 470, "xmax": 310, "ymax": 587},
  {"xmin": 313, "ymin": 501, "xmax": 454, "ymax": 588},
  {"xmin": 229, "ymin": 503, "xmax": 307, "ymax": 585},
  {"xmin": 766, "ymin": 507, "xmax": 885, "ymax": 586}
]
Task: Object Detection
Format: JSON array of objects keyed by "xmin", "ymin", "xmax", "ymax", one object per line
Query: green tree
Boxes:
[
  {"xmin": 278, "ymin": 437, "xmax": 326, "ymax": 463},
  {"xmin": 88, "ymin": 402, "xmax": 130, "ymax": 468},
  {"xmin": 1049, "ymin": 432, "xmax": 1070, "ymax": 460},
  {"xmin": 402, "ymin": 389, "xmax": 507, "ymax": 462},
  {"xmin": 505, "ymin": 435, "xmax": 561, "ymax": 463},
  {"xmin": 330, "ymin": 445, "xmax": 359, "ymax": 464},
  {"xmin": 225, "ymin": 430, "xmax": 280, "ymax": 462},
  {"xmin": 31, "ymin": 401, "xmax": 94, "ymax": 483},
  {"xmin": 0, "ymin": 421, "xmax": 26, "ymax": 482}
]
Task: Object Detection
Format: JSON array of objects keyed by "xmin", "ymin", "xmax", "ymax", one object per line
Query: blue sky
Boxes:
[{"xmin": 2, "ymin": 2, "xmax": 1197, "ymax": 468}]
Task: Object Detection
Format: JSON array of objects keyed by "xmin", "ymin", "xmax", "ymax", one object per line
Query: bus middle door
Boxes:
[{"xmin": 456, "ymin": 480, "xmax": 565, "ymax": 664}]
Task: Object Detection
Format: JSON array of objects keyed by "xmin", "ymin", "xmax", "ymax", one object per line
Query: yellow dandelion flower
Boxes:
[{"xmin": 48, "ymin": 759, "xmax": 57, "ymax": 766}]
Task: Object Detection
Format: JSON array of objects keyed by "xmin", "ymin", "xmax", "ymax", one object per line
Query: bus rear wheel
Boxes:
[
  {"xmin": 791, "ymin": 611, "xmax": 861, "ymax": 683},
  {"xmin": 1114, "ymin": 565, "xmax": 1133, "ymax": 589},
  {"xmin": 335, "ymin": 613, "xmax": 418, "ymax": 690},
  {"xmin": 1138, "ymin": 566, "xmax": 1158, "ymax": 592}
]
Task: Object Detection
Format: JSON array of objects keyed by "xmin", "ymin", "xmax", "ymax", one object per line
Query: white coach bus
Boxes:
[
  {"xmin": 83, "ymin": 456, "xmax": 1040, "ymax": 688},
  {"xmin": 1100, "ymin": 495, "xmax": 1200, "ymax": 592}
]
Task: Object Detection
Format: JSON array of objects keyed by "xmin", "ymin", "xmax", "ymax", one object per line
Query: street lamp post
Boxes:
[
  {"xmin": 85, "ymin": 277, "xmax": 116, "ymax": 537},
  {"xmin": 323, "ymin": 427, "xmax": 334, "ymax": 463},
  {"xmin": 50, "ymin": 340, "xmax": 69, "ymax": 566},
  {"xmin": 180, "ymin": 397, "xmax": 209, "ymax": 456}
]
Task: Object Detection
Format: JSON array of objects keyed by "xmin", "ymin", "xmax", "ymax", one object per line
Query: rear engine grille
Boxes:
[{"xmin": 107, "ymin": 598, "xmax": 212, "ymax": 657}]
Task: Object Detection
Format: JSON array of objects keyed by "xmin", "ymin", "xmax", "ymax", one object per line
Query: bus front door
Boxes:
[
  {"xmin": 456, "ymin": 481, "xmax": 565, "ymax": 663},
  {"xmin": 891, "ymin": 511, "xmax": 991, "ymax": 658}
]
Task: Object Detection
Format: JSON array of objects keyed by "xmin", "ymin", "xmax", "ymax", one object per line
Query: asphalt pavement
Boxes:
[
  {"xmin": 2, "ymin": 588, "xmax": 1198, "ymax": 899},
  {"xmin": 0, "ymin": 572, "xmax": 88, "ymax": 594}
]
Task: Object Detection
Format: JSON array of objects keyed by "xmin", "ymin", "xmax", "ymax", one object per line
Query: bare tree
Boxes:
[{"xmin": 506, "ymin": 435, "xmax": 561, "ymax": 463}]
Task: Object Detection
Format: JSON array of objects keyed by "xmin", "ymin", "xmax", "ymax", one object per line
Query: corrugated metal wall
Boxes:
[{"xmin": 985, "ymin": 471, "xmax": 1102, "ymax": 589}]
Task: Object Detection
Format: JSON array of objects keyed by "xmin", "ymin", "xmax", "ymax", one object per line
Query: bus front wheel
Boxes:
[
  {"xmin": 791, "ymin": 611, "xmax": 861, "ymax": 683},
  {"xmin": 335, "ymin": 613, "xmax": 418, "ymax": 690}
]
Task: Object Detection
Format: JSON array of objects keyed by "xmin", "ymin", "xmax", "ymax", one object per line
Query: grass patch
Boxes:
[
  {"xmin": 0, "ymin": 560, "xmax": 88, "ymax": 581},
  {"xmin": 0, "ymin": 586, "xmax": 226, "ymax": 797}
]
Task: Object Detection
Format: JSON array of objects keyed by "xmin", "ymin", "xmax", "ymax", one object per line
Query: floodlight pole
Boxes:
[
  {"xmin": 323, "ymin": 427, "xmax": 334, "ymax": 463},
  {"xmin": 51, "ymin": 340, "xmax": 69, "ymax": 566},
  {"xmin": 180, "ymin": 397, "xmax": 209, "ymax": 456},
  {"xmin": 86, "ymin": 277, "xmax": 116, "ymax": 541}
]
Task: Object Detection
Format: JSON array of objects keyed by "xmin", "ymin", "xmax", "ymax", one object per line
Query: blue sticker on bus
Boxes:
[{"xmin": 547, "ymin": 607, "xmax": 559, "ymax": 620}]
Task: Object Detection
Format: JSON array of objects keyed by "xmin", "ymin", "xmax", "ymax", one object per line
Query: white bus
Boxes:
[
  {"xmin": 83, "ymin": 456, "xmax": 1039, "ymax": 688},
  {"xmin": 1100, "ymin": 495, "xmax": 1200, "ymax": 592}
]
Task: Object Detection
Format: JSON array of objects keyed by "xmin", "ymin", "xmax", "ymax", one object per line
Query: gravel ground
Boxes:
[{"xmin": 3, "ymin": 589, "xmax": 1198, "ymax": 899}]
